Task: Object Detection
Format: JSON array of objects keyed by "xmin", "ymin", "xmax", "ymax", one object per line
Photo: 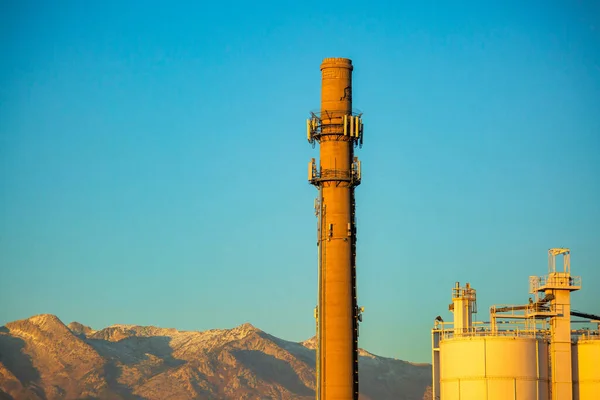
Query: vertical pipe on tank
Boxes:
[
  {"xmin": 466, "ymin": 283, "xmax": 474, "ymax": 331},
  {"xmin": 432, "ymin": 327, "xmax": 441, "ymax": 400},
  {"xmin": 452, "ymin": 283, "xmax": 476, "ymax": 336},
  {"xmin": 453, "ymin": 282, "xmax": 464, "ymax": 335}
]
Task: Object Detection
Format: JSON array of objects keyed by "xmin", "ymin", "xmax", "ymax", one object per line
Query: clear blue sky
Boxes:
[{"xmin": 1, "ymin": 0, "xmax": 598, "ymax": 363}]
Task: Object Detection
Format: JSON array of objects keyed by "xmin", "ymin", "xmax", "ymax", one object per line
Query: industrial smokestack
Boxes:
[{"xmin": 307, "ymin": 58, "xmax": 364, "ymax": 400}]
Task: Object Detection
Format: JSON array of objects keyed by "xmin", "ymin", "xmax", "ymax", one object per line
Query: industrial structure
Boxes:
[
  {"xmin": 431, "ymin": 248, "xmax": 600, "ymax": 400},
  {"xmin": 307, "ymin": 57, "xmax": 364, "ymax": 400}
]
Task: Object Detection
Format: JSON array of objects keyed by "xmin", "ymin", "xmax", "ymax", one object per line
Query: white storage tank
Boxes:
[
  {"xmin": 440, "ymin": 336, "xmax": 549, "ymax": 400},
  {"xmin": 572, "ymin": 338, "xmax": 600, "ymax": 400}
]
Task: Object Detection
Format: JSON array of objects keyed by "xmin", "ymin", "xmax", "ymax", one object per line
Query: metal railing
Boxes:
[
  {"xmin": 535, "ymin": 275, "xmax": 582, "ymax": 289},
  {"xmin": 318, "ymin": 169, "xmax": 352, "ymax": 180},
  {"xmin": 432, "ymin": 321, "xmax": 550, "ymax": 340},
  {"xmin": 310, "ymin": 168, "xmax": 361, "ymax": 185},
  {"xmin": 436, "ymin": 329, "xmax": 549, "ymax": 340},
  {"xmin": 573, "ymin": 331, "xmax": 600, "ymax": 341},
  {"xmin": 490, "ymin": 303, "xmax": 565, "ymax": 318}
]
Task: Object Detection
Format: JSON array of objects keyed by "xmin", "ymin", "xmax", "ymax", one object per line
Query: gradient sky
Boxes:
[{"xmin": 1, "ymin": 0, "xmax": 599, "ymax": 363}]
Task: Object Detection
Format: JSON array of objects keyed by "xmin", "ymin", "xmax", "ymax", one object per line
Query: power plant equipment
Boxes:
[
  {"xmin": 432, "ymin": 248, "xmax": 599, "ymax": 400},
  {"xmin": 308, "ymin": 57, "xmax": 364, "ymax": 400}
]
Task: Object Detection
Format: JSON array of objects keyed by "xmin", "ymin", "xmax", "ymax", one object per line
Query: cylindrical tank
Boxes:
[
  {"xmin": 572, "ymin": 338, "xmax": 600, "ymax": 400},
  {"xmin": 440, "ymin": 336, "xmax": 549, "ymax": 400}
]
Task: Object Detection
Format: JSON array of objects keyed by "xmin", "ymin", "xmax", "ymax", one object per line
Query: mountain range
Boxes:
[{"xmin": 0, "ymin": 314, "xmax": 432, "ymax": 399}]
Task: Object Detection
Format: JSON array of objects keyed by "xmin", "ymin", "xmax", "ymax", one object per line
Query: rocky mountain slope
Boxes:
[{"xmin": 0, "ymin": 314, "xmax": 431, "ymax": 399}]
